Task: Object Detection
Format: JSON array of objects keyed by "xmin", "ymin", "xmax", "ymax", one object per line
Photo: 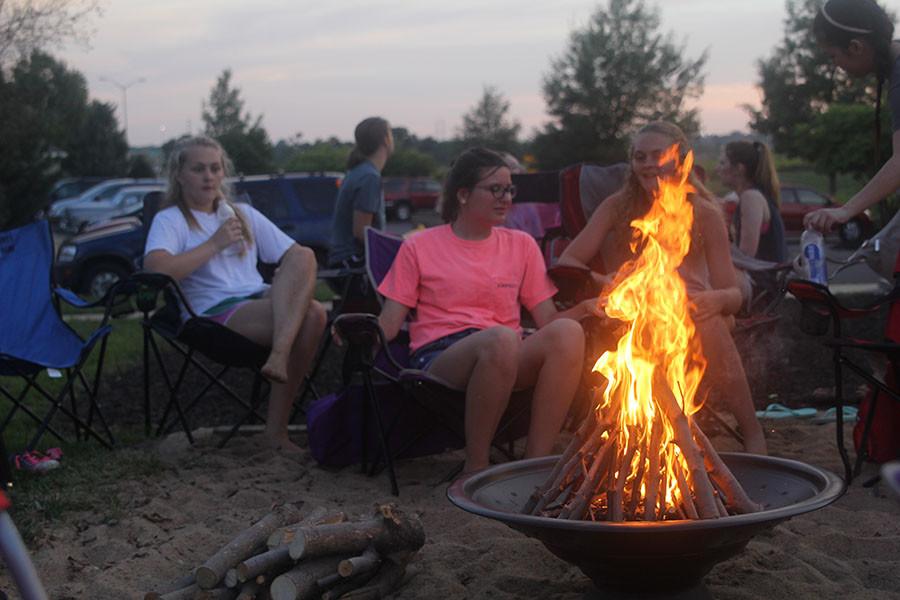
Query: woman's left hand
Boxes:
[{"xmin": 689, "ymin": 290, "xmax": 726, "ymax": 322}]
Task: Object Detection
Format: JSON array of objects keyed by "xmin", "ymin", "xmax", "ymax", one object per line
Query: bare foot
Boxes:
[
  {"xmin": 263, "ymin": 435, "xmax": 304, "ymax": 455},
  {"xmin": 261, "ymin": 351, "xmax": 289, "ymax": 384}
]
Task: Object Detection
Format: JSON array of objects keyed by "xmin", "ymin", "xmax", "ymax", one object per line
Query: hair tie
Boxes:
[{"xmin": 820, "ymin": 4, "xmax": 873, "ymax": 34}]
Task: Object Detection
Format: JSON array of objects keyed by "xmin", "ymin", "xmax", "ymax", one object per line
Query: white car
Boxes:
[
  {"xmin": 48, "ymin": 178, "xmax": 162, "ymax": 224},
  {"xmin": 60, "ymin": 184, "xmax": 165, "ymax": 233}
]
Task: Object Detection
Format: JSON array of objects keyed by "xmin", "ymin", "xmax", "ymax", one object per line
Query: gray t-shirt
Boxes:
[{"xmin": 328, "ymin": 160, "xmax": 385, "ymax": 265}]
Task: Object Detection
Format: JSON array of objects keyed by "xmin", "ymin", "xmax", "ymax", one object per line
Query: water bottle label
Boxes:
[{"xmin": 803, "ymin": 243, "xmax": 827, "ymax": 284}]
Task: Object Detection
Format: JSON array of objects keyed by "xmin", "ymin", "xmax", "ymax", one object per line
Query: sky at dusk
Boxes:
[{"xmin": 55, "ymin": 0, "xmax": 890, "ymax": 147}]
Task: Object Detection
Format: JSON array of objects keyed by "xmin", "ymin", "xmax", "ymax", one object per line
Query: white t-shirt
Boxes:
[{"xmin": 144, "ymin": 203, "xmax": 295, "ymax": 317}]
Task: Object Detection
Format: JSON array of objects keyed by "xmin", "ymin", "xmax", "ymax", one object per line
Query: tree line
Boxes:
[{"xmin": 1, "ymin": 0, "xmax": 893, "ymax": 229}]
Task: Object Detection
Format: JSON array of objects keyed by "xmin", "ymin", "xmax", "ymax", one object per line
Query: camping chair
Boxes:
[
  {"xmin": 0, "ymin": 220, "xmax": 115, "ymax": 451},
  {"xmin": 124, "ymin": 272, "xmax": 271, "ymax": 447},
  {"xmin": 787, "ymin": 278, "xmax": 900, "ymax": 484},
  {"xmin": 126, "ymin": 193, "xmax": 285, "ymax": 446},
  {"xmin": 325, "ymin": 227, "xmax": 532, "ymax": 495}
]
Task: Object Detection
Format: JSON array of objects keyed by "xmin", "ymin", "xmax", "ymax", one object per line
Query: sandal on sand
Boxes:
[
  {"xmin": 881, "ymin": 462, "xmax": 900, "ymax": 499},
  {"xmin": 811, "ymin": 406, "xmax": 859, "ymax": 425},
  {"xmin": 755, "ymin": 403, "xmax": 817, "ymax": 419}
]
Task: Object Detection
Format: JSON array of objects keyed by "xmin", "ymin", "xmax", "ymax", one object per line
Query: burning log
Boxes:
[{"xmin": 522, "ymin": 144, "xmax": 760, "ymax": 523}]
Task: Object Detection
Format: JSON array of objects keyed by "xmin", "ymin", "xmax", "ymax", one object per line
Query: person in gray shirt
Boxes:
[{"xmin": 329, "ymin": 117, "xmax": 393, "ymax": 267}]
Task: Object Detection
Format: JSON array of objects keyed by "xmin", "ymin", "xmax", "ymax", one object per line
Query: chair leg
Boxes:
[
  {"xmin": 218, "ymin": 374, "xmax": 266, "ymax": 449},
  {"xmin": 833, "ymin": 348, "xmax": 853, "ymax": 485},
  {"xmin": 150, "ymin": 336, "xmax": 195, "ymax": 444},
  {"xmin": 362, "ymin": 371, "xmax": 399, "ymax": 496},
  {"xmin": 0, "ymin": 384, "xmax": 67, "ymax": 444},
  {"xmin": 143, "ymin": 323, "xmax": 152, "ymax": 437}
]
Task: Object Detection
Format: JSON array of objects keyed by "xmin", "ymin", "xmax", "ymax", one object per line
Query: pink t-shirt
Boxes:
[{"xmin": 378, "ymin": 224, "xmax": 557, "ymax": 352}]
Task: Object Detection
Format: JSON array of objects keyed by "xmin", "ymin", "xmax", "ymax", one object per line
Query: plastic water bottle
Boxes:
[
  {"xmin": 800, "ymin": 228, "xmax": 827, "ymax": 285},
  {"xmin": 216, "ymin": 202, "xmax": 241, "ymax": 255}
]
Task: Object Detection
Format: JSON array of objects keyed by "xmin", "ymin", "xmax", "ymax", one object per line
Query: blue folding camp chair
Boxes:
[{"xmin": 0, "ymin": 220, "xmax": 115, "ymax": 451}]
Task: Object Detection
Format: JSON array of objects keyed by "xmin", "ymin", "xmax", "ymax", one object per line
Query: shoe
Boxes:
[
  {"xmin": 12, "ymin": 451, "xmax": 60, "ymax": 473},
  {"xmin": 755, "ymin": 403, "xmax": 817, "ymax": 419},
  {"xmin": 42, "ymin": 447, "xmax": 63, "ymax": 461}
]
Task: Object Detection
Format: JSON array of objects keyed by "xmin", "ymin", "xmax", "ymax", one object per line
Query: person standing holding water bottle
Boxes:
[
  {"xmin": 144, "ymin": 136, "xmax": 326, "ymax": 454},
  {"xmin": 804, "ymin": 0, "xmax": 899, "ymax": 238}
]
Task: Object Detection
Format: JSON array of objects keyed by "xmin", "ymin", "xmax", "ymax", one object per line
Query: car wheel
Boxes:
[
  {"xmin": 839, "ymin": 218, "xmax": 864, "ymax": 248},
  {"xmin": 394, "ymin": 201, "xmax": 412, "ymax": 222},
  {"xmin": 83, "ymin": 262, "xmax": 129, "ymax": 298}
]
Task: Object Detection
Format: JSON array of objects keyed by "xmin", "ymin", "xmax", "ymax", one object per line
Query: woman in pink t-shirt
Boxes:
[{"xmin": 377, "ymin": 148, "xmax": 602, "ymax": 475}]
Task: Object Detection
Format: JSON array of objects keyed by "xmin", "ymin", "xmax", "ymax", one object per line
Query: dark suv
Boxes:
[
  {"xmin": 382, "ymin": 177, "xmax": 441, "ymax": 221},
  {"xmin": 54, "ymin": 172, "xmax": 342, "ymax": 296}
]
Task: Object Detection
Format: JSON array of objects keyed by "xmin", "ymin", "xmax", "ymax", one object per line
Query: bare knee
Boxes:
[
  {"xmin": 476, "ymin": 327, "xmax": 520, "ymax": 376},
  {"xmin": 278, "ymin": 245, "xmax": 317, "ymax": 278},
  {"xmin": 541, "ymin": 319, "xmax": 585, "ymax": 361}
]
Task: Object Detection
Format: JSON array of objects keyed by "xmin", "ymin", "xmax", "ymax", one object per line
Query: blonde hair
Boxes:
[
  {"xmin": 617, "ymin": 121, "xmax": 714, "ymax": 224},
  {"xmin": 163, "ymin": 136, "xmax": 253, "ymax": 253}
]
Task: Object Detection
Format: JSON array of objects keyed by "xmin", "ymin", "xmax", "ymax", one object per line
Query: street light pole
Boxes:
[{"xmin": 99, "ymin": 76, "xmax": 145, "ymax": 146}]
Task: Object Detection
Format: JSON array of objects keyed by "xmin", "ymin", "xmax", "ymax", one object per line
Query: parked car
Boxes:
[
  {"xmin": 48, "ymin": 178, "xmax": 163, "ymax": 228},
  {"xmin": 59, "ymin": 184, "xmax": 165, "ymax": 233},
  {"xmin": 382, "ymin": 177, "xmax": 442, "ymax": 221},
  {"xmin": 721, "ymin": 185, "xmax": 873, "ymax": 247},
  {"xmin": 48, "ymin": 177, "xmax": 108, "ymax": 204},
  {"xmin": 55, "ymin": 173, "xmax": 342, "ymax": 296}
]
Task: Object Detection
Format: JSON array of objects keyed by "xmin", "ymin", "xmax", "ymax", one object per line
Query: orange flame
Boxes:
[{"xmin": 590, "ymin": 145, "xmax": 707, "ymax": 519}]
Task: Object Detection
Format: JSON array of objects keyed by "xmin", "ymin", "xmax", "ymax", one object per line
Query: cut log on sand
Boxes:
[{"xmin": 195, "ymin": 503, "xmax": 303, "ymax": 589}]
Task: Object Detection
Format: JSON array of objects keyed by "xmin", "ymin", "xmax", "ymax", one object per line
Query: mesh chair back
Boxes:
[
  {"xmin": 364, "ymin": 227, "xmax": 404, "ymax": 292},
  {"xmin": 0, "ymin": 221, "xmax": 84, "ymax": 369}
]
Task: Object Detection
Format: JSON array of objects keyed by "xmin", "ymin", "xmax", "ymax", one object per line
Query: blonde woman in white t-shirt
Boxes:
[{"xmin": 144, "ymin": 136, "xmax": 326, "ymax": 454}]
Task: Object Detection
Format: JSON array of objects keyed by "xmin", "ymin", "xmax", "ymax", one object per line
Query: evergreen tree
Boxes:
[
  {"xmin": 458, "ymin": 86, "xmax": 521, "ymax": 153},
  {"xmin": 202, "ymin": 69, "xmax": 274, "ymax": 174},
  {"xmin": 534, "ymin": 0, "xmax": 706, "ymax": 168}
]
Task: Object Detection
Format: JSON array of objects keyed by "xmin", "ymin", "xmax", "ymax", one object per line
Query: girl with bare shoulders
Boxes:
[{"xmin": 558, "ymin": 122, "xmax": 768, "ymax": 454}]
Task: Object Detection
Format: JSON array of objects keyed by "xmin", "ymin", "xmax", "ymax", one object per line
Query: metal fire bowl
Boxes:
[{"xmin": 448, "ymin": 453, "xmax": 843, "ymax": 597}]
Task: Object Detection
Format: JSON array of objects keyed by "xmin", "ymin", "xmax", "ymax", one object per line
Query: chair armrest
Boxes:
[
  {"xmin": 824, "ymin": 337, "xmax": 900, "ymax": 357},
  {"xmin": 332, "ymin": 313, "xmax": 406, "ymax": 373},
  {"xmin": 127, "ymin": 271, "xmax": 201, "ymax": 318},
  {"xmin": 54, "ymin": 286, "xmax": 97, "ymax": 309}
]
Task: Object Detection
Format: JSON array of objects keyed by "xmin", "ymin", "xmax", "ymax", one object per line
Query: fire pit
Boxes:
[{"xmin": 448, "ymin": 453, "xmax": 842, "ymax": 599}]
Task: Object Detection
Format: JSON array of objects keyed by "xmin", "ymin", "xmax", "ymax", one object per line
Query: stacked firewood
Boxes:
[{"xmin": 144, "ymin": 503, "xmax": 425, "ymax": 600}]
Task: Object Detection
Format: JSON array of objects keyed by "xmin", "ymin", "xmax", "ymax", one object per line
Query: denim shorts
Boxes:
[{"xmin": 408, "ymin": 328, "xmax": 481, "ymax": 371}]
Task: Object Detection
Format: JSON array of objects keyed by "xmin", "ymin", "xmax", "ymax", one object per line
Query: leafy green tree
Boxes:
[
  {"xmin": 64, "ymin": 100, "xmax": 128, "ymax": 176},
  {"xmin": 383, "ymin": 149, "xmax": 437, "ymax": 177},
  {"xmin": 534, "ymin": 0, "xmax": 706, "ymax": 168},
  {"xmin": 0, "ymin": 51, "xmax": 87, "ymax": 227},
  {"xmin": 202, "ymin": 69, "xmax": 274, "ymax": 174},
  {"xmin": 284, "ymin": 140, "xmax": 350, "ymax": 173},
  {"xmin": 127, "ymin": 153, "xmax": 157, "ymax": 178},
  {"xmin": 458, "ymin": 86, "xmax": 521, "ymax": 153},
  {"xmin": 748, "ymin": 0, "xmax": 875, "ymax": 184}
]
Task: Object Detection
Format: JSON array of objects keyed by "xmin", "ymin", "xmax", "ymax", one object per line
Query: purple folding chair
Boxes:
[{"xmin": 324, "ymin": 227, "xmax": 531, "ymax": 495}]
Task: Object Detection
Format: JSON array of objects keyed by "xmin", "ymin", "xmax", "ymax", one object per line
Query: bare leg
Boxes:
[
  {"xmin": 261, "ymin": 246, "xmax": 318, "ymax": 384},
  {"xmin": 426, "ymin": 327, "xmax": 520, "ymax": 473},
  {"xmin": 514, "ymin": 319, "xmax": 585, "ymax": 458},
  {"xmin": 695, "ymin": 316, "xmax": 768, "ymax": 454}
]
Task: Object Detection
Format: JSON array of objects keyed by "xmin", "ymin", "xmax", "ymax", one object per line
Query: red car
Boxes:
[
  {"xmin": 382, "ymin": 177, "xmax": 442, "ymax": 221},
  {"xmin": 722, "ymin": 185, "xmax": 873, "ymax": 247}
]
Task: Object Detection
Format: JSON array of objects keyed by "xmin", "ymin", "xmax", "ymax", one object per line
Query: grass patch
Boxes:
[
  {"xmin": 0, "ymin": 318, "xmax": 144, "ymax": 450},
  {"xmin": 6, "ymin": 444, "xmax": 169, "ymax": 544}
]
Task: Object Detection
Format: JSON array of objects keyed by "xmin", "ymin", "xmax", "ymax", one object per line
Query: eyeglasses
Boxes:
[{"xmin": 474, "ymin": 183, "xmax": 517, "ymax": 200}]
